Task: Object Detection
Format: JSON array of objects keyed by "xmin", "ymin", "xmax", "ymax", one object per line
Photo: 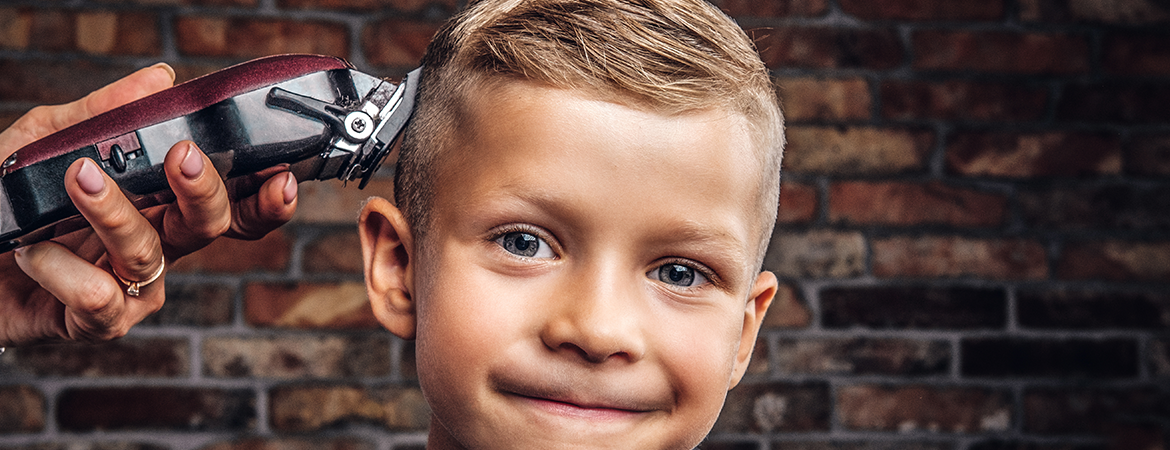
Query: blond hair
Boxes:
[{"xmin": 395, "ymin": 0, "xmax": 784, "ymax": 266}]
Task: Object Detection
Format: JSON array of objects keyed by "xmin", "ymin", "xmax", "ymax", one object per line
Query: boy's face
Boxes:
[{"xmin": 360, "ymin": 81, "xmax": 777, "ymax": 450}]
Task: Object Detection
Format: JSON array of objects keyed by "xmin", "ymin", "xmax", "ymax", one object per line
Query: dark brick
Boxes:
[
  {"xmin": 765, "ymin": 443, "xmax": 953, "ymax": 450},
  {"xmin": 698, "ymin": 442, "xmax": 758, "ymax": 450},
  {"xmin": 967, "ymin": 441, "xmax": 1104, "ymax": 450},
  {"xmin": 775, "ymin": 338, "xmax": 950, "ymax": 375},
  {"xmin": 91, "ymin": 0, "xmax": 258, "ymax": 5},
  {"xmin": 0, "ymin": 59, "xmax": 137, "ymax": 105},
  {"xmin": 279, "ymin": 0, "xmax": 455, "ymax": 12},
  {"xmin": 838, "ymin": 385, "xmax": 1012, "ymax": 432},
  {"xmin": 776, "ymin": 77, "xmax": 871, "ymax": 121},
  {"xmin": 785, "ymin": 126, "xmax": 933, "ymax": 175},
  {"xmin": 713, "ymin": 382, "xmax": 831, "ymax": 433},
  {"xmin": 400, "ymin": 341, "xmax": 416, "ymax": 380},
  {"xmin": 947, "ymin": 131, "xmax": 1122, "ymax": 178},
  {"xmin": 269, "ymin": 385, "xmax": 429, "ymax": 431},
  {"xmin": 830, "ymin": 181, "xmax": 1007, "ymax": 227},
  {"xmin": 1057, "ymin": 83, "xmax": 1170, "ymax": 123},
  {"xmin": 29, "ymin": 10, "xmax": 71, "ymax": 52},
  {"xmin": 304, "ymin": 230, "xmax": 363, "ymax": 274},
  {"xmin": 1152, "ymin": 339, "xmax": 1169, "ymax": 377},
  {"xmin": 175, "ymin": 17, "xmax": 348, "ymax": 58},
  {"xmin": 170, "ymin": 230, "xmax": 290, "ymax": 273},
  {"xmin": 873, "ymin": 236, "xmax": 1048, "ymax": 280},
  {"xmin": 198, "ymin": 437, "xmax": 374, "ymax": 450},
  {"xmin": 913, "ymin": 30, "xmax": 1089, "ymax": 74},
  {"xmin": 1024, "ymin": 387, "xmax": 1170, "ymax": 434},
  {"xmin": 840, "ymin": 0, "xmax": 1004, "ymax": 20},
  {"xmin": 1105, "ymin": 32, "xmax": 1170, "ymax": 76},
  {"xmin": 362, "ymin": 19, "xmax": 442, "ymax": 68},
  {"xmin": 1020, "ymin": 0, "xmax": 1170, "ymax": 24},
  {"xmin": 0, "ymin": 8, "xmax": 31, "ymax": 50},
  {"xmin": 202, "ymin": 335, "xmax": 391, "ymax": 378},
  {"xmin": 713, "ymin": 0, "xmax": 827, "ymax": 17},
  {"xmin": 1020, "ymin": 184, "xmax": 1170, "ymax": 230},
  {"xmin": 777, "ymin": 182, "xmax": 817, "ymax": 225},
  {"xmin": 0, "ymin": 444, "xmax": 169, "ymax": 450},
  {"xmin": 141, "ymin": 283, "xmax": 234, "ymax": 326},
  {"xmin": 1057, "ymin": 240, "xmax": 1170, "ymax": 281},
  {"xmin": 881, "ymin": 80, "xmax": 1047, "ymax": 122},
  {"xmin": 57, "ymin": 388, "xmax": 254, "ymax": 431},
  {"xmin": 245, "ymin": 281, "xmax": 379, "ymax": 329},
  {"xmin": 962, "ymin": 338, "xmax": 1139, "ymax": 378},
  {"xmin": 1126, "ymin": 133, "xmax": 1170, "ymax": 176},
  {"xmin": 764, "ymin": 230, "xmax": 866, "ymax": 279},
  {"xmin": 822, "ymin": 285, "xmax": 1006, "ymax": 329},
  {"xmin": 755, "ymin": 26, "xmax": 903, "ymax": 70},
  {"xmin": 8, "ymin": 338, "xmax": 188, "ymax": 377},
  {"xmin": 1019, "ymin": 289, "xmax": 1170, "ymax": 329},
  {"xmin": 0, "ymin": 386, "xmax": 43, "ymax": 433}
]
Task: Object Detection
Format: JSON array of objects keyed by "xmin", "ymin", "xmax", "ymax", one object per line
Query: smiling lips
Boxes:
[{"xmin": 492, "ymin": 374, "xmax": 666, "ymax": 420}]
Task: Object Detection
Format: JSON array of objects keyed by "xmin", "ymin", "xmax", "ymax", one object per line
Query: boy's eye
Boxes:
[
  {"xmin": 495, "ymin": 231, "xmax": 555, "ymax": 258},
  {"xmin": 649, "ymin": 263, "xmax": 708, "ymax": 288}
]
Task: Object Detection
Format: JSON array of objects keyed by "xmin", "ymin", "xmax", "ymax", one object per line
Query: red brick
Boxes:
[
  {"xmin": 777, "ymin": 181, "xmax": 817, "ymax": 224},
  {"xmin": 881, "ymin": 80, "xmax": 1048, "ymax": 121},
  {"xmin": 873, "ymin": 236, "xmax": 1048, "ymax": 279},
  {"xmin": 29, "ymin": 10, "xmax": 72, "ymax": 52},
  {"xmin": 175, "ymin": 16, "xmax": 349, "ymax": 58},
  {"xmin": 304, "ymin": 230, "xmax": 363, "ymax": 274},
  {"xmin": 761, "ymin": 284, "xmax": 810, "ymax": 329},
  {"xmin": 144, "ymin": 283, "xmax": 234, "ymax": 326},
  {"xmin": 9, "ymin": 338, "xmax": 188, "ymax": 377},
  {"xmin": 1105, "ymin": 33, "xmax": 1170, "ymax": 76},
  {"xmin": 0, "ymin": 386, "xmax": 43, "ymax": 433},
  {"xmin": 1126, "ymin": 133, "xmax": 1170, "ymax": 175},
  {"xmin": 913, "ymin": 30, "xmax": 1089, "ymax": 74},
  {"xmin": 202, "ymin": 335, "xmax": 391, "ymax": 378},
  {"xmin": 295, "ymin": 178, "xmax": 394, "ymax": 224},
  {"xmin": 57, "ymin": 388, "xmax": 254, "ymax": 431},
  {"xmin": 170, "ymin": 230, "xmax": 290, "ymax": 273},
  {"xmin": 713, "ymin": 0, "xmax": 827, "ymax": 17},
  {"xmin": 245, "ymin": 281, "xmax": 380, "ymax": 329},
  {"xmin": 280, "ymin": 0, "xmax": 455, "ymax": 11},
  {"xmin": 785, "ymin": 126, "xmax": 933, "ymax": 175},
  {"xmin": 362, "ymin": 19, "xmax": 441, "ymax": 68},
  {"xmin": 830, "ymin": 181, "xmax": 1007, "ymax": 227},
  {"xmin": 0, "ymin": 59, "xmax": 137, "ymax": 105},
  {"xmin": 0, "ymin": 8, "xmax": 31, "ymax": 50},
  {"xmin": 1020, "ymin": 0, "xmax": 1170, "ymax": 24},
  {"xmin": 764, "ymin": 230, "xmax": 866, "ymax": 278},
  {"xmin": 269, "ymin": 385, "xmax": 429, "ymax": 431},
  {"xmin": 755, "ymin": 26, "xmax": 903, "ymax": 70},
  {"xmin": 774, "ymin": 338, "xmax": 949, "ymax": 376},
  {"xmin": 838, "ymin": 385, "xmax": 1011, "ymax": 432},
  {"xmin": 75, "ymin": 11, "xmax": 161, "ymax": 56},
  {"xmin": 776, "ymin": 77, "xmax": 871, "ymax": 121},
  {"xmin": 947, "ymin": 131, "xmax": 1122, "ymax": 178},
  {"xmin": 1057, "ymin": 240, "xmax": 1170, "ymax": 282},
  {"xmin": 199, "ymin": 437, "xmax": 374, "ymax": 450},
  {"xmin": 1057, "ymin": 82, "xmax": 1170, "ymax": 123},
  {"xmin": 840, "ymin": 0, "xmax": 1004, "ymax": 20},
  {"xmin": 713, "ymin": 382, "xmax": 831, "ymax": 432}
]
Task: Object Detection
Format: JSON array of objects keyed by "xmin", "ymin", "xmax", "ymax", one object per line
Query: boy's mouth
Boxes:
[{"xmin": 492, "ymin": 375, "xmax": 665, "ymax": 420}]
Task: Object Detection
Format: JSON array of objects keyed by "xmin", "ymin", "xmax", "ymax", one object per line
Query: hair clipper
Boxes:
[{"xmin": 0, "ymin": 54, "xmax": 420, "ymax": 252}]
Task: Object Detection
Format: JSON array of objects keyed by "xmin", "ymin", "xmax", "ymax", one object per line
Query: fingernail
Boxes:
[
  {"xmin": 13, "ymin": 246, "xmax": 25, "ymax": 258},
  {"xmin": 150, "ymin": 62, "xmax": 176, "ymax": 83},
  {"xmin": 282, "ymin": 172, "xmax": 297, "ymax": 204},
  {"xmin": 77, "ymin": 159, "xmax": 105, "ymax": 195},
  {"xmin": 180, "ymin": 143, "xmax": 204, "ymax": 179}
]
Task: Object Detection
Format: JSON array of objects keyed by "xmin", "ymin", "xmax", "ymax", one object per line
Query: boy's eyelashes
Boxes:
[
  {"xmin": 647, "ymin": 259, "xmax": 717, "ymax": 290},
  {"xmin": 494, "ymin": 229, "xmax": 557, "ymax": 259}
]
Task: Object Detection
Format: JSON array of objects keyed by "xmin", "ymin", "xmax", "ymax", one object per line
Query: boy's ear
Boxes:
[
  {"xmin": 358, "ymin": 197, "xmax": 417, "ymax": 340},
  {"xmin": 728, "ymin": 270, "xmax": 777, "ymax": 389}
]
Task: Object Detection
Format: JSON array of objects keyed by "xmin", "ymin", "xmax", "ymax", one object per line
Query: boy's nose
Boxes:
[{"xmin": 539, "ymin": 266, "xmax": 647, "ymax": 364}]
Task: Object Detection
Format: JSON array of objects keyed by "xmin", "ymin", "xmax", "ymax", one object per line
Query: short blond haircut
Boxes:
[{"xmin": 395, "ymin": 0, "xmax": 784, "ymax": 267}]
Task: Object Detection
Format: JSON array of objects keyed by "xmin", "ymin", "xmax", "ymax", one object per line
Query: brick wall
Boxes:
[{"xmin": 1, "ymin": 0, "xmax": 1168, "ymax": 449}]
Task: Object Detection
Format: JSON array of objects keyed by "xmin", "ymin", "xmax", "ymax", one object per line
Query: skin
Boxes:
[
  {"xmin": 0, "ymin": 63, "xmax": 298, "ymax": 346},
  {"xmin": 360, "ymin": 80, "xmax": 777, "ymax": 449}
]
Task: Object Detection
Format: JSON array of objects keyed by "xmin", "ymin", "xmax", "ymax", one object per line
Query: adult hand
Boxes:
[{"xmin": 0, "ymin": 62, "xmax": 298, "ymax": 347}]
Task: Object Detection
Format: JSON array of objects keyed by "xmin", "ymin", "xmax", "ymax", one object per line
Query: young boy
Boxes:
[{"xmin": 357, "ymin": 0, "xmax": 784, "ymax": 448}]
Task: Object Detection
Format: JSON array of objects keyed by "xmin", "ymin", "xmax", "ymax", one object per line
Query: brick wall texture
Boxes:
[{"xmin": 1, "ymin": 0, "xmax": 1169, "ymax": 449}]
